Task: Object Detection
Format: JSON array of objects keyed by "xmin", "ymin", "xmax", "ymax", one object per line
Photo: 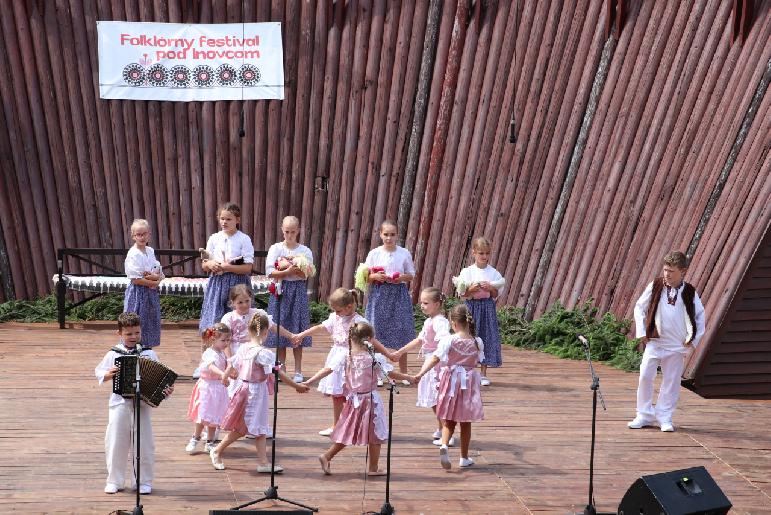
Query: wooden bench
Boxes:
[{"xmin": 53, "ymin": 248, "xmax": 270, "ymax": 329}]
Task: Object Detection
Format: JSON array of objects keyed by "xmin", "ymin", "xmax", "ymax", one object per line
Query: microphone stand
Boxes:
[
  {"xmin": 230, "ymin": 285, "xmax": 318, "ymax": 513},
  {"xmin": 118, "ymin": 346, "xmax": 144, "ymax": 515},
  {"xmin": 366, "ymin": 344, "xmax": 398, "ymax": 515},
  {"xmin": 577, "ymin": 336, "xmax": 613, "ymax": 515}
]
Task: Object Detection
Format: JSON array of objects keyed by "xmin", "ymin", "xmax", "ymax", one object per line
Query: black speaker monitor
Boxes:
[{"xmin": 618, "ymin": 466, "xmax": 731, "ymax": 515}]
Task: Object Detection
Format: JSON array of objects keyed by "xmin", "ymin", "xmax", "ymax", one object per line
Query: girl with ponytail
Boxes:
[
  {"xmin": 411, "ymin": 304, "xmax": 484, "ymax": 471},
  {"xmin": 393, "ymin": 287, "xmax": 451, "ymax": 444},
  {"xmin": 292, "ymin": 288, "xmax": 396, "ymax": 436}
]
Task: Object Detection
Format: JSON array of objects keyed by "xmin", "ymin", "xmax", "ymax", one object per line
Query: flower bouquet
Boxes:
[{"xmin": 355, "ymin": 264, "xmax": 400, "ymax": 291}]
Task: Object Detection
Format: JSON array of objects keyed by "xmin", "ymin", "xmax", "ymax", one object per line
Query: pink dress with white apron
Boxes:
[
  {"xmin": 435, "ymin": 335, "xmax": 485, "ymax": 423},
  {"xmin": 416, "ymin": 315, "xmax": 450, "ymax": 408},
  {"xmin": 187, "ymin": 348, "xmax": 229, "ymax": 426},
  {"xmin": 219, "ymin": 344, "xmax": 276, "ymax": 436},
  {"xmin": 330, "ymin": 352, "xmax": 393, "ymax": 446},
  {"xmin": 317, "ymin": 312, "xmax": 368, "ymax": 397}
]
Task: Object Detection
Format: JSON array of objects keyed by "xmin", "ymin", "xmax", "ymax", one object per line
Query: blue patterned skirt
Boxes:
[
  {"xmin": 124, "ymin": 283, "xmax": 161, "ymax": 347},
  {"xmin": 198, "ymin": 272, "xmax": 252, "ymax": 333},
  {"xmin": 265, "ymin": 279, "xmax": 311, "ymax": 348},
  {"xmin": 466, "ymin": 298, "xmax": 502, "ymax": 367},
  {"xmin": 365, "ymin": 282, "xmax": 415, "ymax": 349}
]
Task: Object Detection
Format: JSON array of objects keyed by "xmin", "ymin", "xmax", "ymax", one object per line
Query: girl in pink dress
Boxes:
[
  {"xmin": 186, "ymin": 323, "xmax": 231, "ymax": 454},
  {"xmin": 393, "ymin": 287, "xmax": 451, "ymax": 443},
  {"xmin": 303, "ymin": 322, "xmax": 412, "ymax": 475},
  {"xmin": 412, "ymin": 304, "xmax": 484, "ymax": 471},
  {"xmin": 221, "ymin": 284, "xmax": 297, "ymax": 399},
  {"xmin": 210, "ymin": 313, "xmax": 309, "ymax": 473},
  {"xmin": 292, "ymin": 288, "xmax": 396, "ymax": 436}
]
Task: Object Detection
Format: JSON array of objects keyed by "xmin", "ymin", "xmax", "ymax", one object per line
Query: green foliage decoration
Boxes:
[{"xmin": 1, "ymin": 295, "xmax": 641, "ymax": 371}]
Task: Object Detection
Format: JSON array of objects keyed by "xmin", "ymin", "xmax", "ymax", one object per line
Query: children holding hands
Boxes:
[
  {"xmin": 210, "ymin": 312, "xmax": 309, "ymax": 473},
  {"xmin": 410, "ymin": 304, "xmax": 484, "ymax": 471},
  {"xmin": 302, "ymin": 322, "xmax": 413, "ymax": 476}
]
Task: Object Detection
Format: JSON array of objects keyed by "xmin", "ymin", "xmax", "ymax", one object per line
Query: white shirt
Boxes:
[
  {"xmin": 205, "ymin": 230, "xmax": 255, "ymax": 264},
  {"xmin": 458, "ymin": 264, "xmax": 505, "ymax": 293},
  {"xmin": 124, "ymin": 246, "xmax": 160, "ymax": 279},
  {"xmin": 364, "ymin": 246, "xmax": 416, "ymax": 276},
  {"xmin": 322, "ymin": 312, "xmax": 369, "ymax": 347},
  {"xmin": 265, "ymin": 242, "xmax": 314, "ymax": 281},
  {"xmin": 95, "ymin": 344, "xmax": 160, "ymax": 407},
  {"xmin": 634, "ymin": 281, "xmax": 706, "ymax": 352}
]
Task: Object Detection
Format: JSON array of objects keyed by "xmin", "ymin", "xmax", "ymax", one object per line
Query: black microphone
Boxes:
[{"xmin": 509, "ymin": 116, "xmax": 516, "ymax": 143}]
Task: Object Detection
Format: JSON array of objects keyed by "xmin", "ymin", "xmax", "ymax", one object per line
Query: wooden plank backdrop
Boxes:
[{"xmin": 0, "ymin": 1, "xmax": 770, "ymax": 389}]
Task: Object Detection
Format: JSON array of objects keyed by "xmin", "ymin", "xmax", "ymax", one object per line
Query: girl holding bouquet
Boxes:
[
  {"xmin": 452, "ymin": 236, "xmax": 504, "ymax": 385},
  {"xmin": 264, "ymin": 216, "xmax": 315, "ymax": 382},
  {"xmin": 360, "ymin": 220, "xmax": 416, "ymax": 378}
]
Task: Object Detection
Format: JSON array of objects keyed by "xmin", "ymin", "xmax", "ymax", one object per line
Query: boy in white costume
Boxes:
[
  {"xmin": 629, "ymin": 251, "xmax": 705, "ymax": 432},
  {"xmin": 95, "ymin": 312, "xmax": 173, "ymax": 494}
]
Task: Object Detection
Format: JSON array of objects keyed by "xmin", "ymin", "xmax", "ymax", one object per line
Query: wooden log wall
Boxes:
[{"xmin": 0, "ymin": 1, "xmax": 769, "ymax": 371}]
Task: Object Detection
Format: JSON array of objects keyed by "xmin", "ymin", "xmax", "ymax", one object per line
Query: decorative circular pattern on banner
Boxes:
[
  {"xmin": 216, "ymin": 64, "xmax": 237, "ymax": 86},
  {"xmin": 146, "ymin": 64, "xmax": 169, "ymax": 87},
  {"xmin": 170, "ymin": 65, "xmax": 190, "ymax": 87},
  {"xmin": 192, "ymin": 65, "xmax": 215, "ymax": 88},
  {"xmin": 122, "ymin": 63, "xmax": 145, "ymax": 86},
  {"xmin": 238, "ymin": 64, "xmax": 261, "ymax": 86}
]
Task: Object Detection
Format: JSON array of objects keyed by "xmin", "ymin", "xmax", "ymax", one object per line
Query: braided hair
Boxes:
[
  {"xmin": 348, "ymin": 322, "xmax": 375, "ymax": 364},
  {"xmin": 247, "ymin": 311, "xmax": 270, "ymax": 343},
  {"xmin": 449, "ymin": 304, "xmax": 476, "ymax": 338}
]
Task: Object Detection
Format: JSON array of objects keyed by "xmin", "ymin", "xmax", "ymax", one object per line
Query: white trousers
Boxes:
[
  {"xmin": 636, "ymin": 344, "xmax": 686, "ymax": 424},
  {"xmin": 105, "ymin": 401, "xmax": 154, "ymax": 488}
]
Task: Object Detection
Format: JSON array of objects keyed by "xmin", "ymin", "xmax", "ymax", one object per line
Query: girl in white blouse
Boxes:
[
  {"xmin": 198, "ymin": 203, "xmax": 255, "ymax": 335},
  {"xmin": 455, "ymin": 237, "xmax": 505, "ymax": 385},
  {"xmin": 364, "ymin": 220, "xmax": 416, "ymax": 377},
  {"xmin": 264, "ymin": 216, "xmax": 314, "ymax": 382},
  {"xmin": 123, "ymin": 219, "xmax": 162, "ymax": 347}
]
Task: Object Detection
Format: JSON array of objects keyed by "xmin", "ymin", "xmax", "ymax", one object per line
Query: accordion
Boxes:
[{"xmin": 112, "ymin": 355, "xmax": 178, "ymax": 407}]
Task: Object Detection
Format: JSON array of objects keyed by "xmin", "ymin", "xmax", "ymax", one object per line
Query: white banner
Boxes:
[{"xmin": 97, "ymin": 21, "xmax": 284, "ymax": 101}]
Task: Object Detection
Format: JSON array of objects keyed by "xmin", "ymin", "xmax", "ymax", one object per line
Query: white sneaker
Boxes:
[
  {"xmin": 439, "ymin": 445, "xmax": 451, "ymax": 470},
  {"xmin": 401, "ymin": 379, "xmax": 410, "ymax": 386},
  {"xmin": 104, "ymin": 483, "xmax": 119, "ymax": 494},
  {"xmin": 318, "ymin": 427, "xmax": 334, "ymax": 436},
  {"xmin": 139, "ymin": 484, "xmax": 152, "ymax": 495},
  {"xmin": 204, "ymin": 441, "xmax": 217, "ymax": 453},
  {"xmin": 293, "ymin": 373, "xmax": 304, "ymax": 383},
  {"xmin": 377, "ymin": 378, "xmax": 384, "ymax": 387},
  {"xmin": 660, "ymin": 422, "xmax": 675, "ymax": 432},
  {"xmin": 431, "ymin": 430, "xmax": 442, "ymax": 439},
  {"xmin": 185, "ymin": 437, "xmax": 200, "ymax": 454},
  {"xmin": 627, "ymin": 416, "xmax": 654, "ymax": 429},
  {"xmin": 433, "ymin": 436, "xmax": 457, "ymax": 447},
  {"xmin": 480, "ymin": 376, "xmax": 491, "ymax": 386},
  {"xmin": 459, "ymin": 457, "xmax": 475, "ymax": 468},
  {"xmin": 210, "ymin": 448, "xmax": 225, "ymax": 470},
  {"xmin": 245, "ymin": 433, "xmax": 256, "ymax": 439}
]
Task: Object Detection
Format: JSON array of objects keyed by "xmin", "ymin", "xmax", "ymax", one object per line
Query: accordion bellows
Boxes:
[{"xmin": 112, "ymin": 356, "xmax": 178, "ymax": 407}]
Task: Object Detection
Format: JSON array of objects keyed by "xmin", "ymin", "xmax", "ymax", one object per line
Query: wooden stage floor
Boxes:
[{"xmin": 1, "ymin": 323, "xmax": 769, "ymax": 514}]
